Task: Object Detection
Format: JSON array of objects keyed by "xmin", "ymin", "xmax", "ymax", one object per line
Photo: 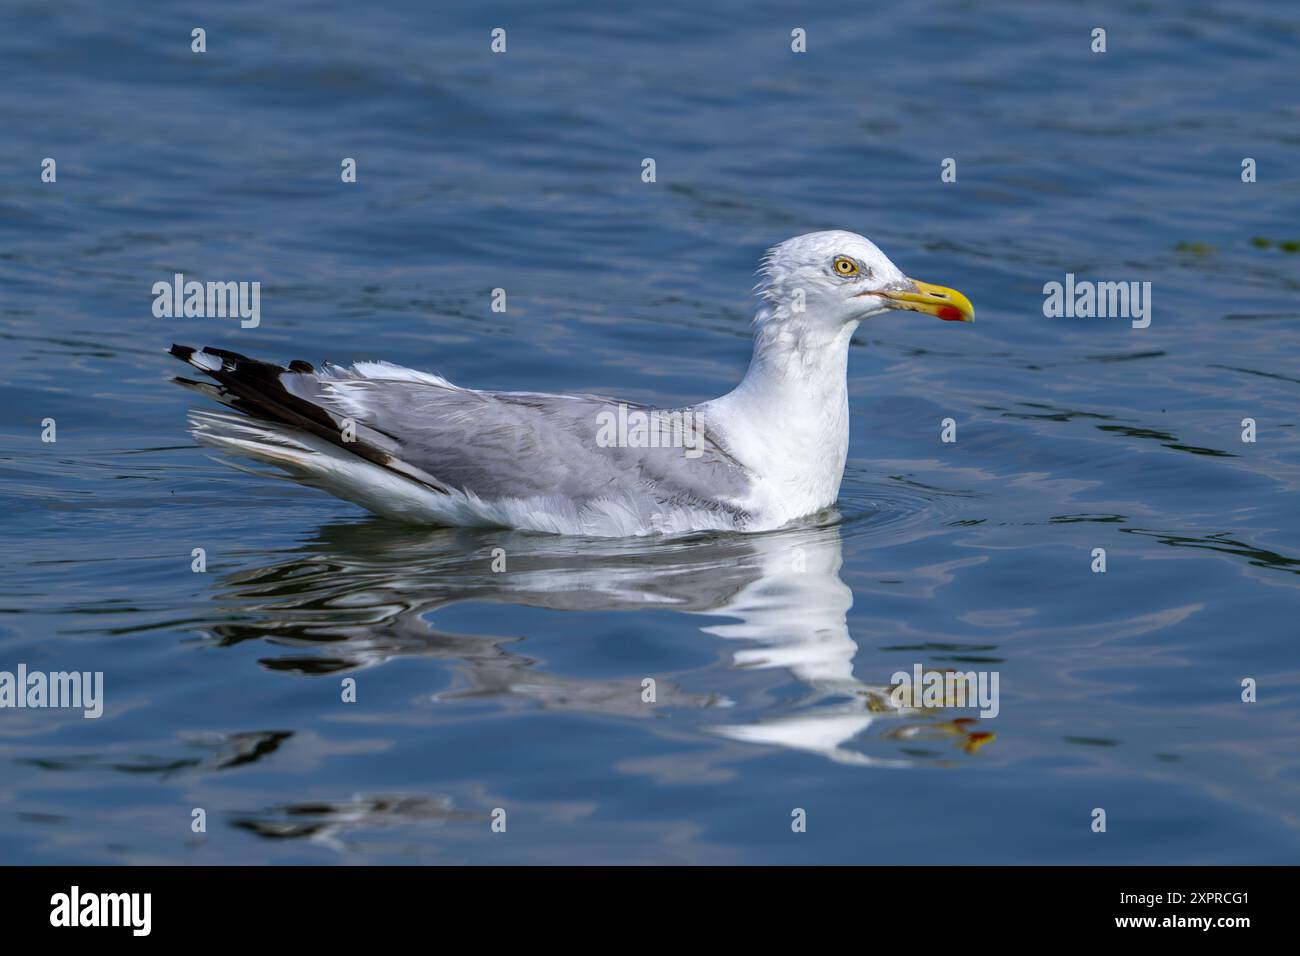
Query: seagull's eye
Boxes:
[{"xmin": 833, "ymin": 256, "xmax": 859, "ymax": 277}]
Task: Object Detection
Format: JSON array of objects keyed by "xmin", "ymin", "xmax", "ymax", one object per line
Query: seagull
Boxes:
[{"xmin": 170, "ymin": 230, "xmax": 972, "ymax": 537}]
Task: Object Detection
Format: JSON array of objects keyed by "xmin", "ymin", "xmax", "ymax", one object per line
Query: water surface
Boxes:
[{"xmin": 1, "ymin": 0, "xmax": 1298, "ymax": 864}]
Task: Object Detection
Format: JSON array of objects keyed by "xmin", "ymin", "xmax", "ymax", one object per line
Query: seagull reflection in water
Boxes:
[{"xmin": 207, "ymin": 518, "xmax": 992, "ymax": 768}]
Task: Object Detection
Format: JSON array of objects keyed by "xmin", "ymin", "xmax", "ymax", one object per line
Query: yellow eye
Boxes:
[{"xmin": 833, "ymin": 256, "xmax": 858, "ymax": 276}]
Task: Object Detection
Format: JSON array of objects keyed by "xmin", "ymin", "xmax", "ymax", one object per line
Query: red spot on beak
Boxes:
[{"xmin": 937, "ymin": 305, "xmax": 966, "ymax": 322}]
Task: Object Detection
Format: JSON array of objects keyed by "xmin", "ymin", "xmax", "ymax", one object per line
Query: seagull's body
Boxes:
[{"xmin": 171, "ymin": 230, "xmax": 971, "ymax": 536}]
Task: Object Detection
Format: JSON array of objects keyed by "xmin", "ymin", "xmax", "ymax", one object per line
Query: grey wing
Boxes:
[{"xmin": 287, "ymin": 365, "xmax": 755, "ymax": 511}]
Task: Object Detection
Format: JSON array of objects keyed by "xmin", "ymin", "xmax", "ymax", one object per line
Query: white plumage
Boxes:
[{"xmin": 172, "ymin": 230, "xmax": 972, "ymax": 536}]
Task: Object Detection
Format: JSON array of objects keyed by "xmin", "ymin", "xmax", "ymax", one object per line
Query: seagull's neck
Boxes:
[
  {"xmin": 733, "ymin": 308, "xmax": 855, "ymax": 413},
  {"xmin": 707, "ymin": 304, "xmax": 857, "ymax": 516}
]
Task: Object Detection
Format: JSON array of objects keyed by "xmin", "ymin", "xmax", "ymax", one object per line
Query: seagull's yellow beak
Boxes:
[{"xmin": 871, "ymin": 280, "xmax": 974, "ymax": 323}]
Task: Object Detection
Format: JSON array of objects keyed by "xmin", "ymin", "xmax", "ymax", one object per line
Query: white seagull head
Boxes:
[{"xmin": 755, "ymin": 230, "xmax": 973, "ymax": 331}]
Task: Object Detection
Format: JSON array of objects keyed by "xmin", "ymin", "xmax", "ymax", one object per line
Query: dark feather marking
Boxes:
[{"xmin": 168, "ymin": 344, "xmax": 452, "ymax": 495}]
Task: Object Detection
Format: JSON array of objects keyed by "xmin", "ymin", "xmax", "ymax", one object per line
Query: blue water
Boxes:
[{"xmin": 2, "ymin": 0, "xmax": 1298, "ymax": 864}]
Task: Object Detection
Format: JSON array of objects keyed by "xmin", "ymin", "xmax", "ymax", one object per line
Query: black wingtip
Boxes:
[{"xmin": 169, "ymin": 343, "xmax": 196, "ymax": 362}]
